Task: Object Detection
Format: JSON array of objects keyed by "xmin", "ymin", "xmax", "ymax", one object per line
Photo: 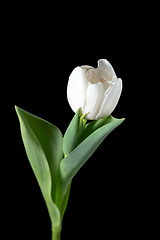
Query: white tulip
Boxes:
[{"xmin": 67, "ymin": 59, "xmax": 122, "ymax": 120}]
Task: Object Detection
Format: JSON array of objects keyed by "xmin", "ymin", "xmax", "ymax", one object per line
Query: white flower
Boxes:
[{"xmin": 67, "ymin": 59, "xmax": 122, "ymax": 120}]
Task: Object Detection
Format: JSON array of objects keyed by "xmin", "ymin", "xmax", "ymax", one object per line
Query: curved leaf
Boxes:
[
  {"xmin": 63, "ymin": 108, "xmax": 81, "ymax": 157},
  {"xmin": 15, "ymin": 106, "xmax": 63, "ymax": 231},
  {"xmin": 76, "ymin": 115, "xmax": 116, "ymax": 146},
  {"xmin": 60, "ymin": 116, "xmax": 124, "ymax": 198}
]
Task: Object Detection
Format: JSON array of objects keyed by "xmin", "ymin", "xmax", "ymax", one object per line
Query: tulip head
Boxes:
[{"xmin": 67, "ymin": 59, "xmax": 122, "ymax": 120}]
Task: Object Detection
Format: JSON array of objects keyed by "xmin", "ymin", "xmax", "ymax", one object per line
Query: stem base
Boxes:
[{"xmin": 52, "ymin": 230, "xmax": 61, "ymax": 240}]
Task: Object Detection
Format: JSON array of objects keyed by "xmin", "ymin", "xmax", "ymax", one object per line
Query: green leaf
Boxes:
[
  {"xmin": 60, "ymin": 182, "xmax": 71, "ymax": 218},
  {"xmin": 63, "ymin": 108, "xmax": 81, "ymax": 157},
  {"xmin": 76, "ymin": 115, "xmax": 117, "ymax": 145},
  {"xmin": 60, "ymin": 116, "xmax": 125, "ymax": 197},
  {"xmin": 15, "ymin": 106, "xmax": 63, "ymax": 231}
]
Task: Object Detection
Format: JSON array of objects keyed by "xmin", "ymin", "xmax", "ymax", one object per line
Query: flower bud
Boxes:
[{"xmin": 67, "ymin": 59, "xmax": 122, "ymax": 120}]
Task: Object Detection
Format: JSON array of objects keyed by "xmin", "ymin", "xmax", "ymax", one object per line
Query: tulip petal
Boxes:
[
  {"xmin": 96, "ymin": 78, "xmax": 122, "ymax": 119},
  {"xmin": 97, "ymin": 67, "xmax": 116, "ymax": 83},
  {"xmin": 67, "ymin": 67, "xmax": 88, "ymax": 113},
  {"xmin": 98, "ymin": 59, "xmax": 117, "ymax": 78},
  {"xmin": 84, "ymin": 82, "xmax": 104, "ymax": 120}
]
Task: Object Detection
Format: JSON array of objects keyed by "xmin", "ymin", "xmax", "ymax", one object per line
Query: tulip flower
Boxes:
[
  {"xmin": 15, "ymin": 58, "xmax": 124, "ymax": 240},
  {"xmin": 67, "ymin": 59, "xmax": 122, "ymax": 120}
]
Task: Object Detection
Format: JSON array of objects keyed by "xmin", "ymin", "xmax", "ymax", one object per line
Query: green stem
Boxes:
[{"xmin": 52, "ymin": 230, "xmax": 61, "ymax": 240}]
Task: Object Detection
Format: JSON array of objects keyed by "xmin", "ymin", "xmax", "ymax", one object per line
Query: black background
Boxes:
[{"xmin": 4, "ymin": 1, "xmax": 155, "ymax": 239}]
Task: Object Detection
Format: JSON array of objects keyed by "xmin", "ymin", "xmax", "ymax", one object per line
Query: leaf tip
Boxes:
[
  {"xmin": 15, "ymin": 105, "xmax": 18, "ymax": 113},
  {"xmin": 15, "ymin": 106, "xmax": 22, "ymax": 122},
  {"xmin": 15, "ymin": 105, "xmax": 20, "ymax": 111},
  {"xmin": 15, "ymin": 105, "xmax": 20, "ymax": 114}
]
